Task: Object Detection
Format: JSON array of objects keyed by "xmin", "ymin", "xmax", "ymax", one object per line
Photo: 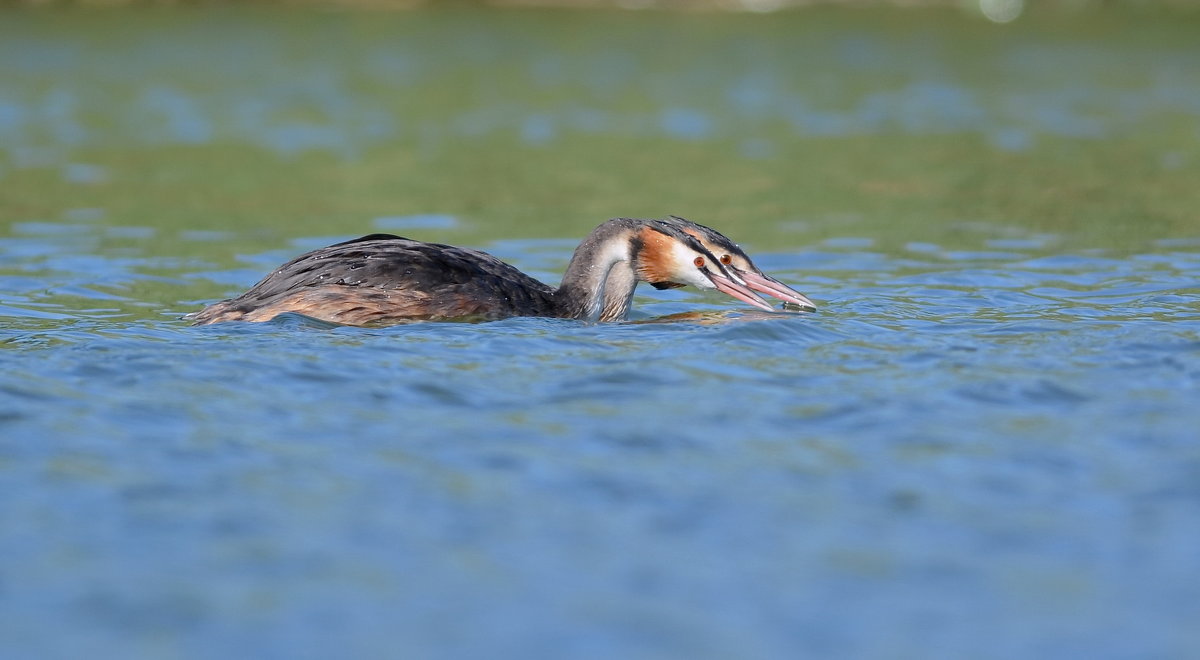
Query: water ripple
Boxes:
[{"xmin": 2, "ymin": 10, "xmax": 1200, "ymax": 659}]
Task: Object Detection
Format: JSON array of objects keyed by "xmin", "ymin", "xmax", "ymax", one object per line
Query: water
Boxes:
[{"xmin": 2, "ymin": 6, "xmax": 1200, "ymax": 659}]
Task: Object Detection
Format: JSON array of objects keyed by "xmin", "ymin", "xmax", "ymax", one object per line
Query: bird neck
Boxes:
[{"xmin": 555, "ymin": 218, "xmax": 644, "ymax": 322}]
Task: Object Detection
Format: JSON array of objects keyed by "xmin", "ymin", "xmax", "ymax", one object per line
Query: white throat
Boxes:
[{"xmin": 584, "ymin": 238, "xmax": 633, "ymax": 322}]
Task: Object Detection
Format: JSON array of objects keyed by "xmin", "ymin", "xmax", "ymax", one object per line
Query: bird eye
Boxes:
[
  {"xmin": 720, "ymin": 254, "xmax": 733, "ymax": 265},
  {"xmin": 693, "ymin": 256, "xmax": 705, "ymax": 268}
]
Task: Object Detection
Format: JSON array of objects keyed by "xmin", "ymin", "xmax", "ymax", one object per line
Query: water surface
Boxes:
[{"xmin": 2, "ymin": 6, "xmax": 1199, "ymax": 659}]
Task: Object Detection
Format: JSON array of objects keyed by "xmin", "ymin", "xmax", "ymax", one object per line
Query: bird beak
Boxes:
[
  {"xmin": 708, "ymin": 272, "xmax": 776, "ymax": 313},
  {"xmin": 736, "ymin": 270, "xmax": 817, "ymax": 311}
]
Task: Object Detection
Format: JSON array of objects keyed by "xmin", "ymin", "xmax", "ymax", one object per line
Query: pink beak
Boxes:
[
  {"xmin": 709, "ymin": 273, "xmax": 776, "ymax": 312},
  {"xmin": 737, "ymin": 270, "xmax": 817, "ymax": 311}
]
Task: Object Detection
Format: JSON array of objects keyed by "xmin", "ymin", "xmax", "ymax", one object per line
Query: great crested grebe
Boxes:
[{"xmin": 188, "ymin": 217, "xmax": 812, "ymax": 326}]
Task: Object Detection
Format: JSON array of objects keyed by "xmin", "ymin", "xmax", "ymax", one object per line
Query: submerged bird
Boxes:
[{"xmin": 188, "ymin": 217, "xmax": 813, "ymax": 326}]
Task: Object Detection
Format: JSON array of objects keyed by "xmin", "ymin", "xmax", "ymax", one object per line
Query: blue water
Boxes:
[
  {"xmin": 3, "ymin": 230, "xmax": 1199, "ymax": 658},
  {"xmin": 3, "ymin": 6, "xmax": 1200, "ymax": 659}
]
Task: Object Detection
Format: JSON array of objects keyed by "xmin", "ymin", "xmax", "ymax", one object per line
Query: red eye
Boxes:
[
  {"xmin": 720, "ymin": 254, "xmax": 733, "ymax": 265},
  {"xmin": 693, "ymin": 256, "xmax": 705, "ymax": 268}
]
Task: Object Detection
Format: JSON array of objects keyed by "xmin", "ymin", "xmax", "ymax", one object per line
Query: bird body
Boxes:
[{"xmin": 188, "ymin": 217, "xmax": 812, "ymax": 326}]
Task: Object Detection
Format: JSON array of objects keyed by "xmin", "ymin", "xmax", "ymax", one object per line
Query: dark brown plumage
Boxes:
[{"xmin": 189, "ymin": 234, "xmax": 558, "ymax": 324}]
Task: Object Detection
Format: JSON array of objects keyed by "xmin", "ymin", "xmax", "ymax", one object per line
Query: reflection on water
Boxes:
[
  {"xmin": 633, "ymin": 307, "xmax": 811, "ymax": 324},
  {"xmin": 2, "ymin": 6, "xmax": 1200, "ymax": 660}
]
